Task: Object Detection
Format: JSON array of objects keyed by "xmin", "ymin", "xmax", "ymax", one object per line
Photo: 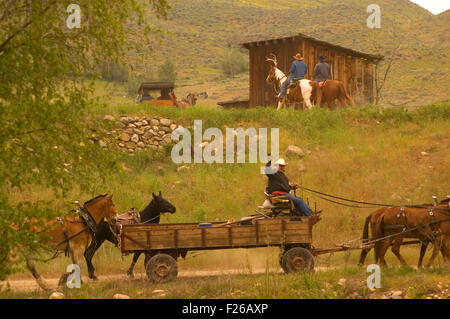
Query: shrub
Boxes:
[
  {"xmin": 99, "ymin": 61, "xmax": 129, "ymax": 83},
  {"xmin": 158, "ymin": 58, "xmax": 177, "ymax": 82},
  {"xmin": 221, "ymin": 48, "xmax": 249, "ymax": 78}
]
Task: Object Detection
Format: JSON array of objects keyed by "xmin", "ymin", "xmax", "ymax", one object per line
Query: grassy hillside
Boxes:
[
  {"xmin": 3, "ymin": 101, "xmax": 449, "ymax": 297},
  {"xmin": 120, "ymin": 0, "xmax": 449, "ymax": 106},
  {"xmin": 5, "ymin": 101, "xmax": 449, "ymax": 283}
]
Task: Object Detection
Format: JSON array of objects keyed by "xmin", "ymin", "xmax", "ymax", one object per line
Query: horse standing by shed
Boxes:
[
  {"xmin": 265, "ymin": 54, "xmax": 318, "ymax": 110},
  {"xmin": 314, "ymin": 80, "xmax": 355, "ymax": 109}
]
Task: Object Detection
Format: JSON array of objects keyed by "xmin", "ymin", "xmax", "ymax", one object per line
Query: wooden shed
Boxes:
[{"xmin": 241, "ymin": 33, "xmax": 383, "ymax": 108}]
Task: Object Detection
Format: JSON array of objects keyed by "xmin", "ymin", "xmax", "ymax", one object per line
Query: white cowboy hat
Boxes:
[{"xmin": 275, "ymin": 158, "xmax": 287, "ymax": 166}]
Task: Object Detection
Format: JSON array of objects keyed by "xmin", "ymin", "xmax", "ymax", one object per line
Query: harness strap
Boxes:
[
  {"xmin": 57, "ymin": 217, "xmax": 70, "ymax": 256},
  {"xmin": 79, "ymin": 205, "xmax": 97, "ymax": 234},
  {"xmin": 53, "ymin": 226, "xmax": 89, "ymax": 250},
  {"xmin": 428, "ymin": 208, "xmax": 436, "ymax": 239}
]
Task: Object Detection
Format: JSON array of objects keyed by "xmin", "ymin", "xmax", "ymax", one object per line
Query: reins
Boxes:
[
  {"xmin": 140, "ymin": 213, "xmax": 162, "ymax": 224},
  {"xmin": 53, "ymin": 226, "xmax": 89, "ymax": 249},
  {"xmin": 298, "ymin": 185, "xmax": 450, "ymax": 212}
]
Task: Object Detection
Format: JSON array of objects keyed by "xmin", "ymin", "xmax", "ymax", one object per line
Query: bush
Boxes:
[
  {"xmin": 221, "ymin": 48, "xmax": 249, "ymax": 78},
  {"xmin": 99, "ymin": 61, "xmax": 129, "ymax": 83},
  {"xmin": 127, "ymin": 73, "xmax": 145, "ymax": 97},
  {"xmin": 158, "ymin": 59, "xmax": 177, "ymax": 82}
]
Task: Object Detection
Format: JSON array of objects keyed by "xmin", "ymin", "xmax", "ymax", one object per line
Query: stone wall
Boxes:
[{"xmin": 97, "ymin": 115, "xmax": 181, "ymax": 153}]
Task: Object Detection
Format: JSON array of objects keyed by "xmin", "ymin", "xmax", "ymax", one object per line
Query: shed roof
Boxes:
[
  {"xmin": 241, "ymin": 32, "xmax": 383, "ymax": 61},
  {"xmin": 138, "ymin": 82, "xmax": 174, "ymax": 91}
]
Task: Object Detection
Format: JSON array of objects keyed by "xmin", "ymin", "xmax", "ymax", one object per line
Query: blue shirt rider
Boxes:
[{"xmin": 279, "ymin": 53, "xmax": 308, "ymax": 99}]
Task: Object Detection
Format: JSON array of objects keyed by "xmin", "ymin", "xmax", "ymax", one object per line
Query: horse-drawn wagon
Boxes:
[{"xmin": 120, "ymin": 194, "xmax": 320, "ymax": 283}]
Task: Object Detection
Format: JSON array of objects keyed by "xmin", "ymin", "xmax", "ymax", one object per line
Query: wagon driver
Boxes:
[{"xmin": 265, "ymin": 158, "xmax": 319, "ymax": 217}]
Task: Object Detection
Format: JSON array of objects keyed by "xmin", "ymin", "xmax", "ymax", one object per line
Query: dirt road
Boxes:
[{"xmin": 2, "ymin": 267, "xmax": 334, "ymax": 292}]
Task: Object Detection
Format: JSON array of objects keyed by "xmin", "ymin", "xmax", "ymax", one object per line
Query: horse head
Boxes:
[
  {"xmin": 84, "ymin": 194, "xmax": 118, "ymax": 223},
  {"xmin": 151, "ymin": 191, "xmax": 176, "ymax": 214},
  {"xmin": 265, "ymin": 54, "xmax": 279, "ymax": 85}
]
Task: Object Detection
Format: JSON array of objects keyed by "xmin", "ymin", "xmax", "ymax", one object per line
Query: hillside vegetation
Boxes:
[
  {"xmin": 121, "ymin": 0, "xmax": 449, "ymax": 106},
  {"xmin": 4, "ymin": 101, "xmax": 449, "ymax": 296},
  {"xmin": 7, "ymin": 101, "xmax": 449, "ymax": 269}
]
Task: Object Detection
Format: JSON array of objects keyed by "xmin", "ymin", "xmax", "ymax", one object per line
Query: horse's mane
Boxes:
[{"xmin": 84, "ymin": 194, "xmax": 108, "ymax": 207}]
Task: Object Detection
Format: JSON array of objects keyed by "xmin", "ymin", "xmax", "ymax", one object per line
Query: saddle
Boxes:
[
  {"xmin": 115, "ymin": 208, "xmax": 140, "ymax": 225},
  {"xmin": 288, "ymin": 77, "xmax": 304, "ymax": 89}
]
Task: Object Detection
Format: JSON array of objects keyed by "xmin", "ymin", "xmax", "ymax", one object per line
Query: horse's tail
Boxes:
[
  {"xmin": 339, "ymin": 83, "xmax": 355, "ymax": 106},
  {"xmin": 362, "ymin": 214, "xmax": 371, "ymax": 244},
  {"xmin": 358, "ymin": 214, "xmax": 373, "ymax": 266}
]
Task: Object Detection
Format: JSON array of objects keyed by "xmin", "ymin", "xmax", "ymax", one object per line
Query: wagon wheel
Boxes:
[
  {"xmin": 281, "ymin": 247, "xmax": 314, "ymax": 273},
  {"xmin": 146, "ymin": 253, "xmax": 178, "ymax": 283}
]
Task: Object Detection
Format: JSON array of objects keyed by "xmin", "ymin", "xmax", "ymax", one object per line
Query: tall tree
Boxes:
[
  {"xmin": 158, "ymin": 58, "xmax": 177, "ymax": 82},
  {"xmin": 0, "ymin": 0, "xmax": 170, "ymax": 278}
]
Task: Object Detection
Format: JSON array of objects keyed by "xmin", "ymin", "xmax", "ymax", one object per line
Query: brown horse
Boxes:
[
  {"xmin": 265, "ymin": 55, "xmax": 318, "ymax": 110},
  {"xmin": 315, "ymin": 80, "xmax": 355, "ymax": 109},
  {"xmin": 22, "ymin": 194, "xmax": 118, "ymax": 291},
  {"xmin": 359, "ymin": 198, "xmax": 450, "ymax": 268}
]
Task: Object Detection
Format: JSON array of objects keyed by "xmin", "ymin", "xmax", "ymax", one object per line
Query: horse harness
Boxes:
[
  {"xmin": 382, "ymin": 206, "xmax": 443, "ymax": 241},
  {"xmin": 54, "ymin": 204, "xmax": 97, "ymax": 254}
]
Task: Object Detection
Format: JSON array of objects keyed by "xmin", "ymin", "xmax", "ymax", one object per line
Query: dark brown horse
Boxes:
[
  {"xmin": 359, "ymin": 198, "xmax": 450, "ymax": 268},
  {"xmin": 315, "ymin": 80, "xmax": 355, "ymax": 109},
  {"xmin": 23, "ymin": 194, "xmax": 118, "ymax": 291}
]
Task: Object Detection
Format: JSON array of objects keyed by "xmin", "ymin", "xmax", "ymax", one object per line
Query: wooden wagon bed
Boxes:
[
  {"xmin": 120, "ymin": 216, "xmax": 312, "ymax": 252},
  {"xmin": 120, "ymin": 216, "xmax": 315, "ymax": 282}
]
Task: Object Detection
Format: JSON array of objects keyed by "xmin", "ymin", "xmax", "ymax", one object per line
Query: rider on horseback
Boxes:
[
  {"xmin": 314, "ymin": 56, "xmax": 330, "ymax": 84},
  {"xmin": 278, "ymin": 53, "xmax": 308, "ymax": 99}
]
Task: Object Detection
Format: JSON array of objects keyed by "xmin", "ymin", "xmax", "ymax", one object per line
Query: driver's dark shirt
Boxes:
[{"xmin": 265, "ymin": 161, "xmax": 291, "ymax": 194}]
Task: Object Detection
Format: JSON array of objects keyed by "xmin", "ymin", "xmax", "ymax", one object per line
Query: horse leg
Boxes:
[
  {"xmin": 426, "ymin": 236, "xmax": 443, "ymax": 267},
  {"xmin": 277, "ymin": 99, "xmax": 284, "ymax": 110},
  {"xmin": 59, "ymin": 244, "xmax": 85, "ymax": 288},
  {"xmin": 303, "ymin": 96, "xmax": 312, "ymax": 109},
  {"xmin": 24, "ymin": 253, "xmax": 52, "ymax": 291},
  {"xmin": 327, "ymin": 99, "xmax": 333, "ymax": 110},
  {"xmin": 391, "ymin": 236, "xmax": 407, "ymax": 265},
  {"xmin": 84, "ymin": 237, "xmax": 105, "ymax": 280},
  {"xmin": 127, "ymin": 252, "xmax": 141, "ymax": 277},
  {"xmin": 418, "ymin": 242, "xmax": 428, "ymax": 268},
  {"xmin": 377, "ymin": 239, "xmax": 392, "ymax": 267},
  {"xmin": 442, "ymin": 239, "xmax": 450, "ymax": 262},
  {"xmin": 358, "ymin": 246, "xmax": 371, "ymax": 266},
  {"xmin": 338, "ymin": 95, "xmax": 346, "ymax": 108}
]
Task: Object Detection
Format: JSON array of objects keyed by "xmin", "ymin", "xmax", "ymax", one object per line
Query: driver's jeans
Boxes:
[{"xmin": 282, "ymin": 193, "xmax": 312, "ymax": 216}]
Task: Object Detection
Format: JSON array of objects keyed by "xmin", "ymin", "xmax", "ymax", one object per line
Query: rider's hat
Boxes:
[
  {"xmin": 276, "ymin": 158, "xmax": 287, "ymax": 166},
  {"xmin": 293, "ymin": 53, "xmax": 304, "ymax": 61}
]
